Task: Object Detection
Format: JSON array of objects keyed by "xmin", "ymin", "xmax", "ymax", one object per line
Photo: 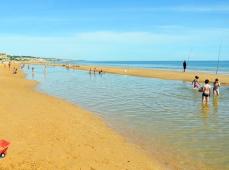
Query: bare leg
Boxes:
[
  {"xmin": 206, "ymin": 96, "xmax": 210, "ymax": 103},
  {"xmin": 202, "ymin": 95, "xmax": 205, "ymax": 103},
  {"xmin": 216, "ymin": 90, "xmax": 219, "ymax": 96},
  {"xmin": 213, "ymin": 90, "xmax": 217, "ymax": 96}
]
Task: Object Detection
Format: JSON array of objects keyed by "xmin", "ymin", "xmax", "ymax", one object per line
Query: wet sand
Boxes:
[
  {"xmin": 64, "ymin": 64, "xmax": 229, "ymax": 85},
  {"xmin": 0, "ymin": 64, "xmax": 162, "ymax": 169}
]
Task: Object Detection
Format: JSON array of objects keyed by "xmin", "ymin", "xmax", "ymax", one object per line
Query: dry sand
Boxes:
[
  {"xmin": 65, "ymin": 64, "xmax": 229, "ymax": 85},
  {"xmin": 0, "ymin": 64, "xmax": 162, "ymax": 169}
]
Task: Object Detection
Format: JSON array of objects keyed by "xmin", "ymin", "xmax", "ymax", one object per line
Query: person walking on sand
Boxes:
[
  {"xmin": 202, "ymin": 79, "xmax": 211, "ymax": 104},
  {"xmin": 183, "ymin": 60, "xmax": 187, "ymax": 72},
  {"xmin": 8, "ymin": 61, "xmax": 11, "ymax": 70},
  {"xmin": 13, "ymin": 67, "xmax": 18, "ymax": 74},
  {"xmin": 213, "ymin": 78, "xmax": 220, "ymax": 96},
  {"xmin": 192, "ymin": 76, "xmax": 200, "ymax": 89}
]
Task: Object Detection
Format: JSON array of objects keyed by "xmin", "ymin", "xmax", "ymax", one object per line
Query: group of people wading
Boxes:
[
  {"xmin": 183, "ymin": 61, "xmax": 221, "ymax": 104},
  {"xmin": 192, "ymin": 76, "xmax": 220, "ymax": 104}
]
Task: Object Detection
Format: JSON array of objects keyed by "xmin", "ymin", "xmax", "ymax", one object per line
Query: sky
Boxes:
[{"xmin": 0, "ymin": 0, "xmax": 229, "ymax": 61}]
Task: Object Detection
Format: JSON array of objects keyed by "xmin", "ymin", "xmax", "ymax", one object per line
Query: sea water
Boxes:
[{"xmin": 24, "ymin": 65, "xmax": 229, "ymax": 170}]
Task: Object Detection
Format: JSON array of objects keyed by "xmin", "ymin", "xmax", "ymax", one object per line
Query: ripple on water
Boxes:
[{"xmin": 26, "ymin": 65, "xmax": 229, "ymax": 170}]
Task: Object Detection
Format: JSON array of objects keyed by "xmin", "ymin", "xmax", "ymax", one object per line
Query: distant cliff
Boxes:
[{"xmin": 0, "ymin": 53, "xmax": 57, "ymax": 63}]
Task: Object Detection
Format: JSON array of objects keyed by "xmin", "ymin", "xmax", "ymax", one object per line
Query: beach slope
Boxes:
[{"xmin": 0, "ymin": 65, "xmax": 161, "ymax": 170}]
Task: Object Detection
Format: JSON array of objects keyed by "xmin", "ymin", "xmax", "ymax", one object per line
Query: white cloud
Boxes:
[
  {"xmin": 171, "ymin": 5, "xmax": 229, "ymax": 12},
  {"xmin": 74, "ymin": 31, "xmax": 188, "ymax": 44},
  {"xmin": 80, "ymin": 5, "xmax": 229, "ymax": 13},
  {"xmin": 0, "ymin": 28, "xmax": 229, "ymax": 60}
]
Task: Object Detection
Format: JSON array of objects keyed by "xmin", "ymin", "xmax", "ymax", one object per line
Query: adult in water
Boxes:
[
  {"xmin": 183, "ymin": 60, "xmax": 187, "ymax": 72},
  {"xmin": 202, "ymin": 79, "xmax": 211, "ymax": 104}
]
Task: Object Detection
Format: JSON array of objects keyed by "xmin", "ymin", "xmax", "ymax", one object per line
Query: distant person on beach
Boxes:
[
  {"xmin": 99, "ymin": 69, "xmax": 103, "ymax": 74},
  {"xmin": 202, "ymin": 79, "xmax": 211, "ymax": 103},
  {"xmin": 89, "ymin": 68, "xmax": 92, "ymax": 74},
  {"xmin": 44, "ymin": 65, "xmax": 47, "ymax": 71},
  {"xmin": 32, "ymin": 67, "xmax": 35, "ymax": 78},
  {"xmin": 93, "ymin": 68, "xmax": 96, "ymax": 74},
  {"xmin": 21, "ymin": 64, "xmax": 25, "ymax": 69},
  {"xmin": 192, "ymin": 76, "xmax": 200, "ymax": 89},
  {"xmin": 8, "ymin": 62, "xmax": 11, "ymax": 70},
  {"xmin": 13, "ymin": 67, "xmax": 18, "ymax": 74},
  {"xmin": 43, "ymin": 65, "xmax": 47, "ymax": 74},
  {"xmin": 183, "ymin": 60, "xmax": 187, "ymax": 72},
  {"xmin": 213, "ymin": 78, "xmax": 220, "ymax": 96},
  {"xmin": 28, "ymin": 65, "xmax": 30, "ymax": 70}
]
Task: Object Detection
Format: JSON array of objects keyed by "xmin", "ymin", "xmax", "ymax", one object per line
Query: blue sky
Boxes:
[{"xmin": 0, "ymin": 0, "xmax": 228, "ymax": 60}]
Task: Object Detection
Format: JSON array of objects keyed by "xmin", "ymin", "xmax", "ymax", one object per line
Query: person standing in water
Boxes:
[
  {"xmin": 183, "ymin": 60, "xmax": 187, "ymax": 72},
  {"xmin": 213, "ymin": 78, "xmax": 220, "ymax": 96},
  {"xmin": 32, "ymin": 67, "xmax": 35, "ymax": 78},
  {"xmin": 202, "ymin": 79, "xmax": 211, "ymax": 104},
  {"xmin": 192, "ymin": 76, "xmax": 200, "ymax": 89}
]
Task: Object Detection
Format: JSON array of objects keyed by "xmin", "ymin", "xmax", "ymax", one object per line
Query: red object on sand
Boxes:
[{"xmin": 0, "ymin": 139, "xmax": 10, "ymax": 158}]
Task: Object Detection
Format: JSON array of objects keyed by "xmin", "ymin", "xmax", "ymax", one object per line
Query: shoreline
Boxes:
[
  {"xmin": 25, "ymin": 61, "xmax": 228, "ymax": 86},
  {"xmin": 0, "ymin": 64, "xmax": 163, "ymax": 169},
  {"xmin": 21, "ymin": 61, "xmax": 229, "ymax": 85}
]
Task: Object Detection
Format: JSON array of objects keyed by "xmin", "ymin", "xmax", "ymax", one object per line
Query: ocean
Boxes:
[{"xmin": 24, "ymin": 62, "xmax": 229, "ymax": 170}]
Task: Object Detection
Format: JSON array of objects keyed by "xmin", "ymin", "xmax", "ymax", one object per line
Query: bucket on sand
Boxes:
[{"xmin": 0, "ymin": 139, "xmax": 10, "ymax": 158}]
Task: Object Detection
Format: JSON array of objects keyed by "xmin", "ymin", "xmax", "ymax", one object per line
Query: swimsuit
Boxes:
[
  {"xmin": 202, "ymin": 93, "xmax": 209, "ymax": 97},
  {"xmin": 213, "ymin": 83, "xmax": 220, "ymax": 91}
]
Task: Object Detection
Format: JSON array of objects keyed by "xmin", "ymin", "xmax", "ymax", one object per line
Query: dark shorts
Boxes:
[{"xmin": 202, "ymin": 93, "xmax": 209, "ymax": 97}]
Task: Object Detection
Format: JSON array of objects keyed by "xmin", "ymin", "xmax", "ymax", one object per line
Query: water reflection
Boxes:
[
  {"xmin": 32, "ymin": 72, "xmax": 35, "ymax": 79},
  {"xmin": 43, "ymin": 66, "xmax": 47, "ymax": 79},
  {"xmin": 213, "ymin": 97, "xmax": 219, "ymax": 113},
  {"xmin": 201, "ymin": 103, "xmax": 210, "ymax": 118}
]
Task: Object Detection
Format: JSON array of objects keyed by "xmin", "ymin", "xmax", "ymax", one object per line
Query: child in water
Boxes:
[
  {"xmin": 202, "ymin": 79, "xmax": 211, "ymax": 103},
  {"xmin": 192, "ymin": 76, "xmax": 200, "ymax": 89},
  {"xmin": 213, "ymin": 78, "xmax": 220, "ymax": 96}
]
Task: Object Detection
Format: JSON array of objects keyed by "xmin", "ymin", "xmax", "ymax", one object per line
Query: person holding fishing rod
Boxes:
[
  {"xmin": 183, "ymin": 60, "xmax": 187, "ymax": 72},
  {"xmin": 183, "ymin": 49, "xmax": 192, "ymax": 72}
]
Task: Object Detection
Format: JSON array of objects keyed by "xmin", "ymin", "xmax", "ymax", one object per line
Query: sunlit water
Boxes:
[{"xmin": 24, "ymin": 65, "xmax": 229, "ymax": 170}]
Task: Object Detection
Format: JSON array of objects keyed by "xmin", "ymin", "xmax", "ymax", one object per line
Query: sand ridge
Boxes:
[{"xmin": 62, "ymin": 64, "xmax": 229, "ymax": 85}]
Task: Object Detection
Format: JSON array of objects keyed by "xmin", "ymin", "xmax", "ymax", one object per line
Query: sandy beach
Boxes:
[
  {"xmin": 64, "ymin": 64, "xmax": 229, "ymax": 85},
  {"xmin": 0, "ymin": 64, "xmax": 162, "ymax": 170}
]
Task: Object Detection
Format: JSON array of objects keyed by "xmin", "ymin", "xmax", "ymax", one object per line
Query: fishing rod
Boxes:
[
  {"xmin": 216, "ymin": 42, "xmax": 222, "ymax": 75},
  {"xmin": 187, "ymin": 48, "xmax": 192, "ymax": 63}
]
